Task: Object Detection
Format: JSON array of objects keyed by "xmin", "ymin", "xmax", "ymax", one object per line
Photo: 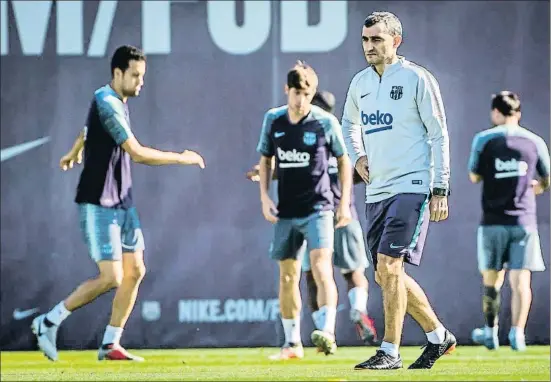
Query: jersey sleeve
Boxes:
[
  {"xmin": 468, "ymin": 132, "xmax": 485, "ymax": 174},
  {"xmin": 256, "ymin": 110, "xmax": 275, "ymax": 157},
  {"xmin": 95, "ymin": 93, "xmax": 134, "ymax": 145},
  {"xmin": 416, "ymin": 69, "xmax": 451, "ymax": 189},
  {"xmin": 341, "ymin": 74, "xmax": 366, "ymax": 166},
  {"xmin": 535, "ymin": 136, "xmax": 551, "ymax": 178},
  {"xmin": 324, "ymin": 115, "xmax": 347, "ymax": 158}
]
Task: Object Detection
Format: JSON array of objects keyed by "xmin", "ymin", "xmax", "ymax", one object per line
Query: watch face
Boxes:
[{"xmin": 433, "ymin": 188, "xmax": 449, "ymax": 196}]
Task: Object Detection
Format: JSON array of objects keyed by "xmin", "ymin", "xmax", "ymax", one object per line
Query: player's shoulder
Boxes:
[
  {"xmin": 514, "ymin": 125, "xmax": 547, "ymax": 146},
  {"xmin": 472, "ymin": 126, "xmax": 508, "ymax": 148},
  {"xmin": 311, "ymin": 105, "xmax": 338, "ymax": 123},
  {"xmin": 401, "ymin": 59, "xmax": 439, "ymax": 83},
  {"xmin": 94, "ymin": 85, "xmax": 123, "ymax": 109},
  {"xmin": 349, "ymin": 67, "xmax": 373, "ymax": 87},
  {"xmin": 264, "ymin": 105, "xmax": 288, "ymax": 120},
  {"xmin": 311, "ymin": 106, "xmax": 341, "ymax": 136}
]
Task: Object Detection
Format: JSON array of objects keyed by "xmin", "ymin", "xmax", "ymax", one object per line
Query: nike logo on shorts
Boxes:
[{"xmin": 390, "ymin": 243, "xmax": 404, "ymax": 249}]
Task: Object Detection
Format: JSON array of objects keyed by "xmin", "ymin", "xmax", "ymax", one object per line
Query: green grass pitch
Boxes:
[{"xmin": 1, "ymin": 346, "xmax": 549, "ymax": 381}]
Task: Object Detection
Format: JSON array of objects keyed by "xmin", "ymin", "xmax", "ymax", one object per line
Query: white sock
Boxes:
[
  {"xmin": 426, "ymin": 325, "xmax": 447, "ymax": 344},
  {"xmin": 45, "ymin": 301, "xmax": 71, "ymax": 326},
  {"xmin": 282, "ymin": 318, "xmax": 301, "ymax": 345},
  {"xmin": 102, "ymin": 325, "xmax": 124, "ymax": 346},
  {"xmin": 319, "ymin": 305, "xmax": 337, "ymax": 335},
  {"xmin": 348, "ymin": 287, "xmax": 368, "ymax": 313},
  {"xmin": 311, "ymin": 310, "xmax": 324, "ymax": 330},
  {"xmin": 485, "ymin": 325, "xmax": 499, "ymax": 338},
  {"xmin": 510, "ymin": 326, "xmax": 524, "ymax": 338},
  {"xmin": 380, "ymin": 341, "xmax": 399, "ymax": 357}
]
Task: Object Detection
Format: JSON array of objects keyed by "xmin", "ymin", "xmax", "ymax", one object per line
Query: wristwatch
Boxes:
[{"xmin": 432, "ymin": 187, "xmax": 450, "ymax": 197}]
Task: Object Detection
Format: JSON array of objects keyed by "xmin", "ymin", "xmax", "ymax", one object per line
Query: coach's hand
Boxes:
[
  {"xmin": 246, "ymin": 165, "xmax": 260, "ymax": 182},
  {"xmin": 60, "ymin": 148, "xmax": 83, "ymax": 171},
  {"xmin": 354, "ymin": 156, "xmax": 370, "ymax": 184},
  {"xmin": 180, "ymin": 150, "xmax": 205, "ymax": 168},
  {"xmin": 429, "ymin": 195, "xmax": 448, "ymax": 222},
  {"xmin": 531, "ymin": 179, "xmax": 544, "ymax": 195},
  {"xmin": 261, "ymin": 195, "xmax": 279, "ymax": 224},
  {"xmin": 335, "ymin": 203, "xmax": 352, "ymax": 228}
]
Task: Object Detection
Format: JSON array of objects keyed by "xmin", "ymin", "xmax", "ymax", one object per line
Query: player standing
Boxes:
[
  {"xmin": 468, "ymin": 91, "xmax": 550, "ymax": 351},
  {"xmin": 247, "ymin": 91, "xmax": 378, "ymax": 347},
  {"xmin": 257, "ymin": 62, "xmax": 352, "ymax": 359},
  {"xmin": 32, "ymin": 45, "xmax": 205, "ymax": 361},
  {"xmin": 342, "ymin": 12, "xmax": 456, "ymax": 370}
]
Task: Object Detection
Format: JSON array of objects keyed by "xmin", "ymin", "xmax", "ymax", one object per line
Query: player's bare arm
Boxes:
[
  {"xmin": 246, "ymin": 157, "xmax": 276, "ymax": 182},
  {"xmin": 258, "ymin": 155, "xmax": 278, "ymax": 223},
  {"xmin": 60, "ymin": 129, "xmax": 85, "ymax": 171},
  {"xmin": 469, "ymin": 172, "xmax": 482, "ymax": 183},
  {"xmin": 335, "ymin": 155, "xmax": 353, "ymax": 228},
  {"xmin": 533, "ymin": 176, "xmax": 550, "ymax": 195},
  {"xmin": 121, "ymin": 135, "xmax": 205, "ymax": 168}
]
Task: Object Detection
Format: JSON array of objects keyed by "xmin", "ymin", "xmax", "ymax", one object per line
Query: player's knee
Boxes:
[
  {"xmin": 310, "ymin": 249, "xmax": 332, "ymax": 277},
  {"xmin": 125, "ymin": 263, "xmax": 146, "ymax": 282},
  {"xmin": 280, "ymin": 270, "xmax": 299, "ymax": 286},
  {"xmin": 375, "ymin": 254, "xmax": 402, "ymax": 281},
  {"xmin": 279, "ymin": 259, "xmax": 300, "ymax": 287},
  {"xmin": 482, "ymin": 270, "xmax": 505, "ymax": 289},
  {"xmin": 509, "ymin": 270, "xmax": 531, "ymax": 293},
  {"xmin": 97, "ymin": 261, "xmax": 124, "ymax": 290},
  {"xmin": 99, "ymin": 272, "xmax": 123, "ymax": 290},
  {"xmin": 343, "ymin": 268, "xmax": 367, "ymax": 289}
]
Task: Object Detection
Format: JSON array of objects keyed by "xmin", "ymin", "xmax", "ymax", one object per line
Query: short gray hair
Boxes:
[{"xmin": 364, "ymin": 12, "xmax": 403, "ymax": 37}]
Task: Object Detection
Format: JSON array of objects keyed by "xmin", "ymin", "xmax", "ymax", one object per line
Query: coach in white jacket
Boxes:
[{"xmin": 342, "ymin": 12, "xmax": 455, "ymax": 371}]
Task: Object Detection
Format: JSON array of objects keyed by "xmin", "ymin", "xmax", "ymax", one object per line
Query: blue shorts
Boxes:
[
  {"xmin": 477, "ymin": 225, "xmax": 545, "ymax": 272},
  {"xmin": 301, "ymin": 219, "xmax": 369, "ymax": 273},
  {"xmin": 78, "ymin": 203, "xmax": 145, "ymax": 262},
  {"xmin": 364, "ymin": 193, "xmax": 430, "ymax": 270},
  {"xmin": 269, "ymin": 211, "xmax": 334, "ymax": 261}
]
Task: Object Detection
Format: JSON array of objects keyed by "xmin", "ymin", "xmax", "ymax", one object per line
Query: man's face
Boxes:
[
  {"xmin": 115, "ymin": 60, "xmax": 146, "ymax": 97},
  {"xmin": 286, "ymin": 85, "xmax": 316, "ymax": 115},
  {"xmin": 361, "ymin": 24, "xmax": 401, "ymax": 65}
]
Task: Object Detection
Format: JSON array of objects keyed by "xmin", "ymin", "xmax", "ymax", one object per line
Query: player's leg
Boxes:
[
  {"xmin": 396, "ymin": 195, "xmax": 455, "ymax": 369},
  {"xmin": 354, "ymin": 199, "xmax": 402, "ymax": 370},
  {"xmin": 98, "ymin": 207, "xmax": 146, "ymax": 361},
  {"xmin": 303, "ymin": 211, "xmax": 338, "ymax": 355},
  {"xmin": 356, "ymin": 196, "xmax": 410, "ymax": 370},
  {"xmin": 268, "ymin": 219, "xmax": 305, "ymax": 360},
  {"xmin": 471, "ymin": 225, "xmax": 508, "ymax": 350},
  {"xmin": 32, "ymin": 204, "xmax": 124, "ymax": 361},
  {"xmin": 357, "ymin": 194, "xmax": 455, "ymax": 370},
  {"xmin": 333, "ymin": 220, "xmax": 377, "ymax": 344},
  {"xmin": 507, "ymin": 226, "xmax": 545, "ymax": 351},
  {"xmin": 300, "ymin": 242, "xmax": 323, "ymax": 330}
]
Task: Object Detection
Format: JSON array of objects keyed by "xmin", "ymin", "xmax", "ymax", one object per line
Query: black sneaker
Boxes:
[
  {"xmin": 354, "ymin": 350, "xmax": 403, "ymax": 370},
  {"xmin": 408, "ymin": 330, "xmax": 457, "ymax": 369}
]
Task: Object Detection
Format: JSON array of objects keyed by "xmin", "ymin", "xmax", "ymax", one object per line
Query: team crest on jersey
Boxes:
[
  {"xmin": 303, "ymin": 132, "xmax": 316, "ymax": 146},
  {"xmin": 390, "ymin": 86, "xmax": 403, "ymax": 100}
]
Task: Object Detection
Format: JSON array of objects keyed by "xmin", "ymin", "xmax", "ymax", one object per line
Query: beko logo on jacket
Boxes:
[{"xmin": 361, "ymin": 111, "xmax": 394, "ymax": 135}]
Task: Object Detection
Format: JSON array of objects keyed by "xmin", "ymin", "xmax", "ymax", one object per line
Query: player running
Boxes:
[
  {"xmin": 32, "ymin": 45, "xmax": 205, "ymax": 362},
  {"xmin": 256, "ymin": 61, "xmax": 352, "ymax": 360},
  {"xmin": 342, "ymin": 12, "xmax": 456, "ymax": 370},
  {"xmin": 247, "ymin": 91, "xmax": 377, "ymax": 347},
  {"xmin": 468, "ymin": 91, "xmax": 550, "ymax": 351}
]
